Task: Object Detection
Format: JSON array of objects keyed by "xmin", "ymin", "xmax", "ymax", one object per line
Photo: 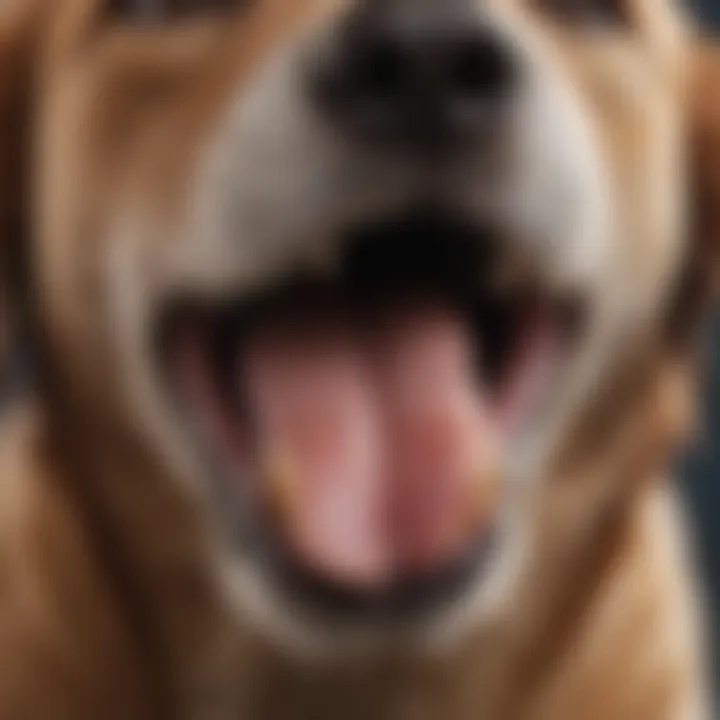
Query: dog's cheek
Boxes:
[
  {"xmin": 692, "ymin": 47, "xmax": 720, "ymax": 289},
  {"xmin": 0, "ymin": 0, "xmax": 42, "ymax": 376}
]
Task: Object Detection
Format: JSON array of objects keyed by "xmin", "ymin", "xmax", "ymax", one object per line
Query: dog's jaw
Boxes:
[
  {"xmin": 99, "ymin": 6, "xmax": 611, "ymax": 659},
  {"xmin": 79, "ymin": 0, "xmax": 690, "ymax": 660}
]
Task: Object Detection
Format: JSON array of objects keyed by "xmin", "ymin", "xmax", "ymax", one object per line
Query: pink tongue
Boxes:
[
  {"xmin": 245, "ymin": 311, "xmax": 496, "ymax": 589},
  {"xmin": 379, "ymin": 311, "xmax": 494, "ymax": 574},
  {"xmin": 247, "ymin": 330, "xmax": 388, "ymax": 587}
]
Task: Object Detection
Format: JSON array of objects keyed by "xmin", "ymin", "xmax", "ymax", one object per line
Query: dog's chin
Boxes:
[{"xmin": 154, "ymin": 207, "xmax": 586, "ymax": 635}]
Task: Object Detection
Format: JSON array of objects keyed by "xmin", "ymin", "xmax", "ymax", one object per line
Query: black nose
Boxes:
[{"xmin": 312, "ymin": 3, "xmax": 519, "ymax": 150}]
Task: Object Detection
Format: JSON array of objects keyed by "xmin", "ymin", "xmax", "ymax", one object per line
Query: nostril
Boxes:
[
  {"xmin": 448, "ymin": 36, "xmax": 517, "ymax": 102},
  {"xmin": 312, "ymin": 12, "xmax": 521, "ymax": 149},
  {"xmin": 312, "ymin": 28, "xmax": 412, "ymax": 126},
  {"xmin": 351, "ymin": 37, "xmax": 409, "ymax": 102}
]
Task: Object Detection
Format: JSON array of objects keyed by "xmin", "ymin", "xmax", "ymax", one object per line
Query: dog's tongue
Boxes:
[{"xmin": 245, "ymin": 309, "xmax": 498, "ymax": 589}]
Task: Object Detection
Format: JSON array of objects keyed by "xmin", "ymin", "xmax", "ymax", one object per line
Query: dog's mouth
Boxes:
[{"xmin": 158, "ymin": 209, "xmax": 582, "ymax": 618}]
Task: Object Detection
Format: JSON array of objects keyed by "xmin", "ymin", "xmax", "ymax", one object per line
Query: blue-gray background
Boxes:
[
  {"xmin": 682, "ymin": 330, "xmax": 719, "ymax": 681},
  {"xmin": 697, "ymin": 0, "xmax": 720, "ymax": 28}
]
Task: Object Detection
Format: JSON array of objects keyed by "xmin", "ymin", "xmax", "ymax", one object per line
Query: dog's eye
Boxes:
[
  {"xmin": 535, "ymin": 0, "xmax": 628, "ymax": 27},
  {"xmin": 107, "ymin": 0, "xmax": 248, "ymax": 23}
]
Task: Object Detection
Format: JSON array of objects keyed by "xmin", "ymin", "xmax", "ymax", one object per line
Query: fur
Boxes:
[{"xmin": 0, "ymin": 0, "xmax": 716, "ymax": 717}]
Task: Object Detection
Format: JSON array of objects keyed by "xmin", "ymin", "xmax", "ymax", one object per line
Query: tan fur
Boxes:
[{"xmin": 0, "ymin": 0, "xmax": 715, "ymax": 718}]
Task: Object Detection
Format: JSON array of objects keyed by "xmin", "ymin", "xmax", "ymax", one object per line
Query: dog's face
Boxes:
[{"xmin": 0, "ymin": 0, "xmax": 703, "ymax": 654}]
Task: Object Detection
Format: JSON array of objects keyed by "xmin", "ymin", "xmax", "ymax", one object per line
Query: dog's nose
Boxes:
[{"xmin": 313, "ymin": 4, "xmax": 519, "ymax": 150}]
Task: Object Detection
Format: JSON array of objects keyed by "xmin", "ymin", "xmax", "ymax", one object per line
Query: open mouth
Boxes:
[{"xmin": 158, "ymin": 209, "xmax": 581, "ymax": 618}]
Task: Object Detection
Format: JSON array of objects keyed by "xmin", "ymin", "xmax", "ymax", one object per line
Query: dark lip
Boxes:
[
  {"xmin": 155, "ymin": 207, "xmax": 585, "ymax": 619},
  {"xmin": 266, "ymin": 528, "xmax": 497, "ymax": 621}
]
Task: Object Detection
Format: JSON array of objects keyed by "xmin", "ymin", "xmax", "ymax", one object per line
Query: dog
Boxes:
[{"xmin": 0, "ymin": 0, "xmax": 716, "ymax": 717}]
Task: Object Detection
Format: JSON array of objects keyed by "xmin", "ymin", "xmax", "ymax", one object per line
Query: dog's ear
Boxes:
[{"xmin": 0, "ymin": 0, "xmax": 41, "ymax": 375}]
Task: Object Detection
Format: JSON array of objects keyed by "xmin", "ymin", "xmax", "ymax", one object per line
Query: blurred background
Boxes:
[
  {"xmin": 682, "ymin": 327, "xmax": 720, "ymax": 680},
  {"xmin": 697, "ymin": 0, "xmax": 720, "ymax": 28}
]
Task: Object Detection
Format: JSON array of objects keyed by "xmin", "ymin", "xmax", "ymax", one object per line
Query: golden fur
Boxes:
[{"xmin": 0, "ymin": 0, "xmax": 716, "ymax": 717}]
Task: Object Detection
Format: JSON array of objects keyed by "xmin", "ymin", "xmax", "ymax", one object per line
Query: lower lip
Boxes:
[{"xmin": 267, "ymin": 526, "xmax": 497, "ymax": 619}]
